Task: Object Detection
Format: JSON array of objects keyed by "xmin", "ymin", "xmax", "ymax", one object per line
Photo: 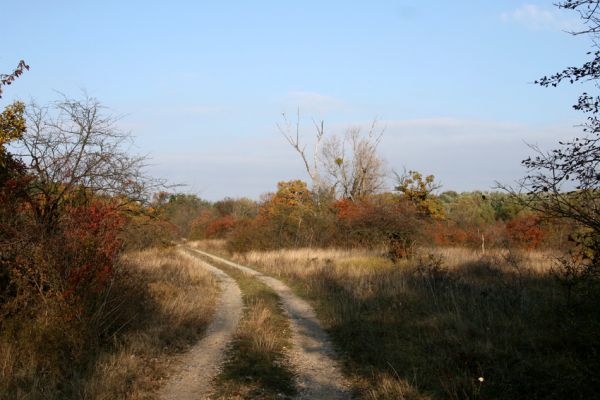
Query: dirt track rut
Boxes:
[
  {"xmin": 158, "ymin": 249, "xmax": 243, "ymax": 400},
  {"xmin": 189, "ymin": 248, "xmax": 351, "ymax": 400}
]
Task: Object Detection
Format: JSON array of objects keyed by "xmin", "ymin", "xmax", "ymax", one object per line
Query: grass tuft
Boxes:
[{"xmin": 205, "ymin": 258, "xmax": 297, "ymax": 400}]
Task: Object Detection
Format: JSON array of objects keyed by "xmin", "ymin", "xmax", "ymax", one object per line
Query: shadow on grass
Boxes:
[
  {"xmin": 299, "ymin": 258, "xmax": 600, "ymax": 399},
  {"xmin": 0, "ymin": 252, "xmax": 217, "ymax": 400}
]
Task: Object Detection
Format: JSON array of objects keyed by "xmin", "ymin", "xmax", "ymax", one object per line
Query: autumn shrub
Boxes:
[
  {"xmin": 205, "ymin": 215, "xmax": 237, "ymax": 238},
  {"xmin": 258, "ymin": 180, "xmax": 319, "ymax": 246},
  {"xmin": 0, "ymin": 94, "xmax": 184, "ymax": 398},
  {"xmin": 506, "ymin": 213, "xmax": 545, "ymax": 249},
  {"xmin": 121, "ymin": 218, "xmax": 177, "ymax": 251},
  {"xmin": 224, "ymin": 183, "xmax": 427, "ymax": 255},
  {"xmin": 333, "ymin": 195, "xmax": 424, "ymax": 258},
  {"xmin": 188, "ymin": 209, "xmax": 218, "ymax": 240},
  {"xmin": 227, "ymin": 218, "xmax": 273, "ymax": 253},
  {"xmin": 60, "ymin": 201, "xmax": 125, "ymax": 302},
  {"xmin": 225, "ymin": 181, "xmax": 338, "ymax": 251},
  {"xmin": 0, "ymin": 198, "xmax": 129, "ymax": 396}
]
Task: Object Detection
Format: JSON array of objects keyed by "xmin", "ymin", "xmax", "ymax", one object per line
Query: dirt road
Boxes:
[
  {"xmin": 158, "ymin": 249, "xmax": 243, "ymax": 400},
  {"xmin": 188, "ymin": 248, "xmax": 351, "ymax": 400}
]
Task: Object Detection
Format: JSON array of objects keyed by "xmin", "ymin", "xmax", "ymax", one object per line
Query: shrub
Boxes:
[{"xmin": 506, "ymin": 213, "xmax": 545, "ymax": 250}]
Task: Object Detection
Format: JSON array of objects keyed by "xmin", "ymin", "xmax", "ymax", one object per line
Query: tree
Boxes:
[
  {"xmin": 159, "ymin": 193, "xmax": 210, "ymax": 236},
  {"xmin": 277, "ymin": 109, "xmax": 325, "ymax": 192},
  {"xmin": 320, "ymin": 121, "xmax": 386, "ymax": 200},
  {"xmin": 394, "ymin": 169, "xmax": 444, "ymax": 218},
  {"xmin": 445, "ymin": 192, "xmax": 496, "ymax": 250},
  {"xmin": 213, "ymin": 197, "xmax": 259, "ymax": 219},
  {"xmin": 0, "ymin": 60, "xmax": 29, "ymax": 99},
  {"xmin": 257, "ymin": 180, "xmax": 319, "ymax": 247},
  {"xmin": 278, "ymin": 111, "xmax": 386, "ymax": 200},
  {"xmin": 514, "ymin": 1, "xmax": 600, "ymax": 261},
  {"xmin": 16, "ymin": 94, "xmax": 159, "ymax": 228}
]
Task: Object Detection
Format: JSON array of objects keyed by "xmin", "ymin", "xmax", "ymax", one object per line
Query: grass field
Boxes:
[{"xmin": 191, "ymin": 240, "xmax": 600, "ymax": 399}]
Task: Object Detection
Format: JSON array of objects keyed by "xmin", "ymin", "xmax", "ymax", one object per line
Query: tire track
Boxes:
[
  {"xmin": 158, "ymin": 249, "xmax": 243, "ymax": 400},
  {"xmin": 188, "ymin": 247, "xmax": 352, "ymax": 400}
]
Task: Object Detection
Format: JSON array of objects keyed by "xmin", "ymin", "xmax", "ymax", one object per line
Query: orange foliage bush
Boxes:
[
  {"xmin": 332, "ymin": 198, "xmax": 362, "ymax": 221},
  {"xmin": 188, "ymin": 209, "xmax": 218, "ymax": 239},
  {"xmin": 205, "ymin": 215, "xmax": 237, "ymax": 238},
  {"xmin": 334, "ymin": 195, "xmax": 423, "ymax": 258},
  {"xmin": 61, "ymin": 201, "xmax": 125, "ymax": 300},
  {"xmin": 506, "ymin": 214, "xmax": 545, "ymax": 249}
]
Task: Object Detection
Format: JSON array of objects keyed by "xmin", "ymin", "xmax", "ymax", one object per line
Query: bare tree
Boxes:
[
  {"xmin": 17, "ymin": 94, "xmax": 160, "ymax": 227},
  {"xmin": 278, "ymin": 110, "xmax": 386, "ymax": 200},
  {"xmin": 320, "ymin": 120, "xmax": 386, "ymax": 200},
  {"xmin": 277, "ymin": 108, "xmax": 325, "ymax": 191},
  {"xmin": 514, "ymin": 1, "xmax": 600, "ymax": 233}
]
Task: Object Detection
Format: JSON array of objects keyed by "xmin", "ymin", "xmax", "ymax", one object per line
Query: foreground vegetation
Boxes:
[
  {"xmin": 192, "ymin": 241, "xmax": 600, "ymax": 399},
  {"xmin": 201, "ymin": 255, "xmax": 297, "ymax": 400},
  {"xmin": 1, "ymin": 247, "xmax": 219, "ymax": 399}
]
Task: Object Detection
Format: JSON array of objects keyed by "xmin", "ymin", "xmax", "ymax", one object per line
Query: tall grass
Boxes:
[
  {"xmin": 191, "ymin": 241, "xmax": 600, "ymax": 399},
  {"xmin": 0, "ymin": 247, "xmax": 219, "ymax": 399}
]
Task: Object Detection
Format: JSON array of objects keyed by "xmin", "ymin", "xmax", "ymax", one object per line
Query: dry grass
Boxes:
[
  {"xmin": 81, "ymin": 247, "xmax": 219, "ymax": 399},
  {"xmin": 207, "ymin": 259, "xmax": 296, "ymax": 400},
  {"xmin": 240, "ymin": 305, "xmax": 281, "ymax": 354},
  {"xmin": 0, "ymin": 247, "xmax": 219, "ymax": 400},
  {"xmin": 188, "ymin": 239, "xmax": 229, "ymax": 255},
  {"xmin": 192, "ymin": 240, "xmax": 600, "ymax": 399},
  {"xmin": 430, "ymin": 246, "xmax": 557, "ymax": 272}
]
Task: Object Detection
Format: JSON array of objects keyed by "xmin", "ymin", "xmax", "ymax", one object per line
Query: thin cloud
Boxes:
[
  {"xmin": 500, "ymin": 4, "xmax": 580, "ymax": 31},
  {"xmin": 379, "ymin": 117, "xmax": 580, "ymax": 191},
  {"xmin": 145, "ymin": 116, "xmax": 583, "ymax": 198}
]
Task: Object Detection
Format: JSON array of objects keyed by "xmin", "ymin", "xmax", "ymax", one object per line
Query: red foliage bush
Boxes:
[
  {"xmin": 61, "ymin": 201, "xmax": 125, "ymax": 300},
  {"xmin": 205, "ymin": 215, "xmax": 237, "ymax": 238},
  {"xmin": 506, "ymin": 214, "xmax": 545, "ymax": 250},
  {"xmin": 334, "ymin": 196, "xmax": 423, "ymax": 258},
  {"xmin": 188, "ymin": 209, "xmax": 218, "ymax": 239}
]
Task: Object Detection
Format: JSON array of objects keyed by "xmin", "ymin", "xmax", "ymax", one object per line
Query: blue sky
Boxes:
[{"xmin": 2, "ymin": 1, "xmax": 594, "ymax": 199}]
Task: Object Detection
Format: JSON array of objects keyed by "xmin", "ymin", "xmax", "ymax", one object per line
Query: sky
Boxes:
[{"xmin": 2, "ymin": 1, "xmax": 595, "ymax": 200}]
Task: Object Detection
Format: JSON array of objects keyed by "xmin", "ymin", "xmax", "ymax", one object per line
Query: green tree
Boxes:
[{"xmin": 447, "ymin": 192, "xmax": 495, "ymax": 229}]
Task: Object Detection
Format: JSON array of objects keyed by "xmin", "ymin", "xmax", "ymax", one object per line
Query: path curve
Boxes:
[
  {"xmin": 189, "ymin": 247, "xmax": 352, "ymax": 400},
  {"xmin": 158, "ymin": 248, "xmax": 243, "ymax": 400}
]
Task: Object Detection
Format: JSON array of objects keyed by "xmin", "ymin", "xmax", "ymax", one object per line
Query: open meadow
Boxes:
[{"xmin": 192, "ymin": 240, "xmax": 600, "ymax": 399}]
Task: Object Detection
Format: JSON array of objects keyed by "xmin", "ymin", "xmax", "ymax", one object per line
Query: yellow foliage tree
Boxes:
[
  {"xmin": 395, "ymin": 170, "xmax": 445, "ymax": 219},
  {"xmin": 0, "ymin": 101, "xmax": 26, "ymax": 162},
  {"xmin": 260, "ymin": 180, "xmax": 316, "ymax": 245}
]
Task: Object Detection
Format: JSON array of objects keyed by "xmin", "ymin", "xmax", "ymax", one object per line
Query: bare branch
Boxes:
[
  {"xmin": 16, "ymin": 94, "xmax": 163, "ymax": 227},
  {"xmin": 0, "ymin": 60, "xmax": 29, "ymax": 99}
]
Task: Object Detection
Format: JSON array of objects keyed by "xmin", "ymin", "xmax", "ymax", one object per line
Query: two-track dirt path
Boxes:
[
  {"xmin": 158, "ymin": 249, "xmax": 243, "ymax": 400},
  {"xmin": 188, "ymin": 247, "xmax": 351, "ymax": 400}
]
